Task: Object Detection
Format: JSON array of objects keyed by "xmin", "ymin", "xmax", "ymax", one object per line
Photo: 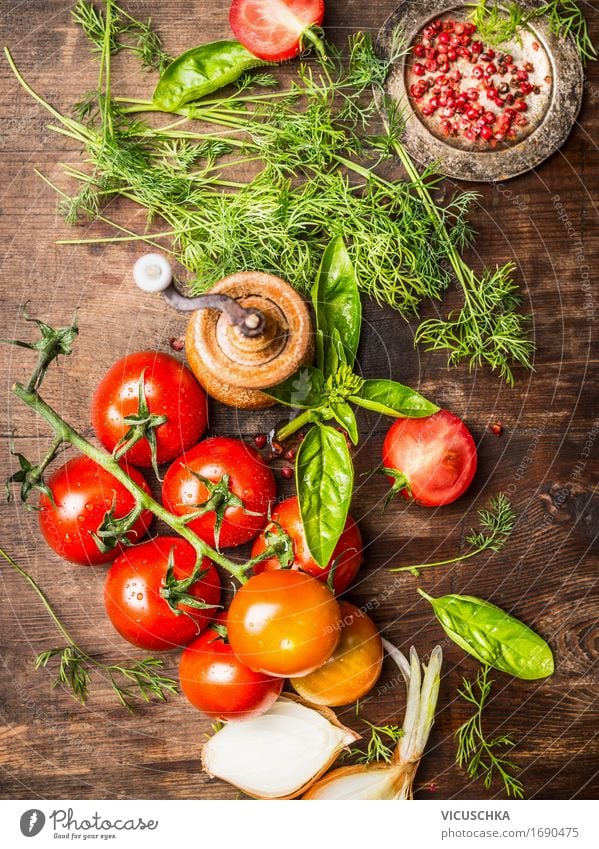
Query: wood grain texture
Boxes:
[{"xmin": 1, "ymin": 0, "xmax": 598, "ymax": 801}]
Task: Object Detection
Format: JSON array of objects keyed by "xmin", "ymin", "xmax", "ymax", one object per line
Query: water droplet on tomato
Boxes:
[{"xmin": 136, "ymin": 593, "xmax": 143, "ymax": 600}]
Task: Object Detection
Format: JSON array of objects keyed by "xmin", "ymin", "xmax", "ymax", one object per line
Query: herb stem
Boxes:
[
  {"xmin": 276, "ymin": 408, "xmax": 318, "ymax": 442},
  {"xmin": 0, "ymin": 545, "xmax": 76, "ymax": 648}
]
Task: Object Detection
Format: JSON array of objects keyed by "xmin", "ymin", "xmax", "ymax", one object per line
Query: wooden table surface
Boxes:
[{"xmin": 1, "ymin": 0, "xmax": 597, "ymax": 801}]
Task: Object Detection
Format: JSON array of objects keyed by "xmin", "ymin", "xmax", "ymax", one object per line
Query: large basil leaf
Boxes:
[
  {"xmin": 419, "ymin": 590, "xmax": 554, "ymax": 680},
  {"xmin": 312, "ymin": 237, "xmax": 362, "ymax": 371},
  {"xmin": 296, "ymin": 423, "xmax": 354, "ymax": 569},
  {"xmin": 350, "ymin": 379, "xmax": 438, "ymax": 418},
  {"xmin": 330, "ymin": 401, "xmax": 358, "ymax": 445},
  {"xmin": 267, "ymin": 366, "xmax": 326, "ymax": 409}
]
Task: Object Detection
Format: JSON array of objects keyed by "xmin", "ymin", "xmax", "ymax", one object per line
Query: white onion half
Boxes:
[{"xmin": 202, "ymin": 696, "xmax": 359, "ymax": 799}]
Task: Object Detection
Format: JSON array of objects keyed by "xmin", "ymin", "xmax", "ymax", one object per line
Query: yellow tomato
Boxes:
[{"xmin": 290, "ymin": 602, "xmax": 383, "ymax": 706}]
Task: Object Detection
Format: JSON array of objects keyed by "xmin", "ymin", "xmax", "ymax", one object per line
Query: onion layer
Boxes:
[{"xmin": 201, "ymin": 695, "xmax": 359, "ymax": 799}]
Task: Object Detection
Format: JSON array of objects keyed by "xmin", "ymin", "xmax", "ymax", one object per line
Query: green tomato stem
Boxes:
[{"xmin": 11, "ymin": 382, "xmax": 249, "ymax": 584}]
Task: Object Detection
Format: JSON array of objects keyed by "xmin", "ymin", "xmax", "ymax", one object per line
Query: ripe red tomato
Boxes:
[
  {"xmin": 91, "ymin": 351, "xmax": 208, "ymax": 468},
  {"xmin": 382, "ymin": 409, "xmax": 477, "ymax": 507},
  {"xmin": 227, "ymin": 570, "xmax": 341, "ymax": 678},
  {"xmin": 250, "ymin": 496, "xmax": 362, "ymax": 594},
  {"xmin": 104, "ymin": 537, "xmax": 220, "ymax": 651},
  {"xmin": 38, "ymin": 455, "xmax": 152, "ymax": 565},
  {"xmin": 179, "ymin": 615, "xmax": 283, "ymax": 721},
  {"xmin": 162, "ymin": 437, "xmax": 276, "ymax": 549},
  {"xmin": 229, "ymin": 0, "xmax": 325, "ymax": 62}
]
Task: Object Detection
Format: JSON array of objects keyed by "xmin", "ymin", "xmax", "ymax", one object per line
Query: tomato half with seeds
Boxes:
[
  {"xmin": 179, "ymin": 615, "xmax": 283, "ymax": 721},
  {"xmin": 290, "ymin": 602, "xmax": 383, "ymax": 706},
  {"xmin": 104, "ymin": 537, "xmax": 220, "ymax": 651},
  {"xmin": 162, "ymin": 437, "xmax": 276, "ymax": 549},
  {"xmin": 382, "ymin": 409, "xmax": 477, "ymax": 507},
  {"xmin": 250, "ymin": 496, "xmax": 363, "ymax": 594},
  {"xmin": 38, "ymin": 455, "xmax": 152, "ymax": 565},
  {"xmin": 229, "ymin": 0, "xmax": 325, "ymax": 62},
  {"xmin": 227, "ymin": 570, "xmax": 341, "ymax": 677},
  {"xmin": 92, "ymin": 351, "xmax": 208, "ymax": 468}
]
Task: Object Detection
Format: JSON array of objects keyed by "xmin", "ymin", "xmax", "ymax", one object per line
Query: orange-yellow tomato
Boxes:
[
  {"xmin": 290, "ymin": 602, "xmax": 383, "ymax": 706},
  {"xmin": 226, "ymin": 571, "xmax": 341, "ymax": 678}
]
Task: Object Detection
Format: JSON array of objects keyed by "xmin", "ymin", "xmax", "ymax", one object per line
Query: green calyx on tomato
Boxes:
[
  {"xmin": 267, "ymin": 237, "xmax": 438, "ymax": 567},
  {"xmin": 38, "ymin": 455, "xmax": 153, "ymax": 566},
  {"xmin": 162, "ymin": 437, "xmax": 276, "ymax": 551},
  {"xmin": 92, "ymin": 351, "xmax": 208, "ymax": 474},
  {"xmin": 159, "ymin": 547, "xmax": 221, "ymax": 617},
  {"xmin": 91, "ymin": 495, "xmax": 147, "ymax": 554},
  {"xmin": 104, "ymin": 537, "xmax": 221, "ymax": 652},
  {"xmin": 181, "ymin": 470, "xmax": 262, "ymax": 551},
  {"xmin": 112, "ymin": 369, "xmax": 168, "ymax": 480},
  {"xmin": 251, "ymin": 495, "xmax": 363, "ymax": 595}
]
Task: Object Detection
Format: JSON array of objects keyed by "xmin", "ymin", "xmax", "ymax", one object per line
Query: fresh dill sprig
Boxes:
[
  {"xmin": 35, "ymin": 647, "xmax": 178, "ymax": 710},
  {"xmin": 469, "ymin": 0, "xmax": 527, "ymax": 46},
  {"xmin": 1, "ymin": 546, "xmax": 177, "ymax": 711},
  {"xmin": 469, "ymin": 0, "xmax": 596, "ymax": 63},
  {"xmin": 392, "ymin": 493, "xmax": 516, "ymax": 575},
  {"xmin": 6, "ymin": 10, "xmax": 532, "ymax": 382},
  {"xmin": 538, "ymin": 0, "xmax": 597, "ymax": 63},
  {"xmin": 72, "ymin": 0, "xmax": 171, "ymax": 71},
  {"xmin": 414, "ymin": 262, "xmax": 533, "ymax": 386},
  {"xmin": 345, "ymin": 720, "xmax": 405, "ymax": 765},
  {"xmin": 456, "ymin": 665, "xmax": 524, "ymax": 798}
]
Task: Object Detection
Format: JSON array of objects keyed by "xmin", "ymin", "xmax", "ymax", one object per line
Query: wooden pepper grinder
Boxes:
[{"xmin": 165, "ymin": 271, "xmax": 313, "ymax": 409}]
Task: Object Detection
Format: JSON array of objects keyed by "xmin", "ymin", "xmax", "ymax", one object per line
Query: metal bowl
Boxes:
[{"xmin": 376, "ymin": 0, "xmax": 583, "ymax": 181}]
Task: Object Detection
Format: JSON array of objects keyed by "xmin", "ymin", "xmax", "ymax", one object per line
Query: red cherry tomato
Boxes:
[
  {"xmin": 91, "ymin": 351, "xmax": 208, "ymax": 468},
  {"xmin": 104, "ymin": 537, "xmax": 220, "ymax": 651},
  {"xmin": 38, "ymin": 455, "xmax": 152, "ymax": 566},
  {"xmin": 227, "ymin": 570, "xmax": 341, "ymax": 678},
  {"xmin": 382, "ymin": 409, "xmax": 477, "ymax": 507},
  {"xmin": 251, "ymin": 496, "xmax": 362, "ymax": 594},
  {"xmin": 229, "ymin": 0, "xmax": 325, "ymax": 62},
  {"xmin": 162, "ymin": 437, "xmax": 276, "ymax": 549},
  {"xmin": 179, "ymin": 615, "xmax": 283, "ymax": 721}
]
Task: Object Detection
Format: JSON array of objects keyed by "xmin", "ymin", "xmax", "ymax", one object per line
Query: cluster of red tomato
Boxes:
[
  {"xmin": 37, "ymin": 348, "xmax": 478, "ymax": 721},
  {"xmin": 37, "ymin": 350, "xmax": 366, "ymax": 720}
]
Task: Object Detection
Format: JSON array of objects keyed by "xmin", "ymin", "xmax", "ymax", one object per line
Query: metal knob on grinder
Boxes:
[{"xmin": 166, "ymin": 272, "xmax": 313, "ymax": 410}]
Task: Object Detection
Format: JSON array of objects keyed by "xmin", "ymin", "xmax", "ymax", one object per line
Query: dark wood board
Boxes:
[{"xmin": 0, "ymin": 0, "xmax": 598, "ymax": 801}]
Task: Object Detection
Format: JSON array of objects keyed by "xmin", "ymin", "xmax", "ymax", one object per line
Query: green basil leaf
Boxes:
[
  {"xmin": 153, "ymin": 41, "xmax": 268, "ymax": 112},
  {"xmin": 350, "ymin": 379, "xmax": 438, "ymax": 418},
  {"xmin": 419, "ymin": 590, "xmax": 554, "ymax": 680},
  {"xmin": 267, "ymin": 366, "xmax": 325, "ymax": 409},
  {"xmin": 296, "ymin": 423, "xmax": 354, "ymax": 569},
  {"xmin": 325, "ymin": 328, "xmax": 348, "ymax": 375},
  {"xmin": 330, "ymin": 401, "xmax": 358, "ymax": 445},
  {"xmin": 312, "ymin": 237, "xmax": 361, "ymax": 372}
]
